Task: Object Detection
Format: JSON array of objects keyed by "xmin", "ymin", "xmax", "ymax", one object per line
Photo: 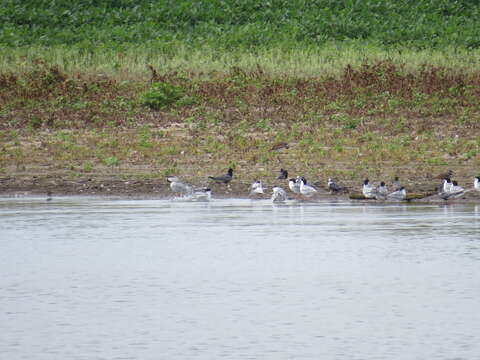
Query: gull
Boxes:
[
  {"xmin": 474, "ymin": 176, "xmax": 480, "ymax": 192},
  {"xmin": 288, "ymin": 177, "xmax": 301, "ymax": 194},
  {"xmin": 376, "ymin": 181, "xmax": 388, "ymax": 200},
  {"xmin": 271, "ymin": 186, "xmax": 287, "ymax": 202},
  {"xmin": 299, "ymin": 177, "xmax": 317, "ymax": 197},
  {"xmin": 387, "ymin": 186, "xmax": 407, "ymax": 201},
  {"xmin": 167, "ymin": 176, "xmax": 193, "ymax": 196},
  {"xmin": 362, "ymin": 179, "xmax": 377, "ymax": 199},
  {"xmin": 392, "ymin": 176, "xmax": 402, "ymax": 191},
  {"xmin": 327, "ymin": 178, "xmax": 348, "ymax": 194},
  {"xmin": 277, "ymin": 168, "xmax": 288, "ymax": 180},
  {"xmin": 250, "ymin": 180, "xmax": 264, "ymax": 195},
  {"xmin": 208, "ymin": 168, "xmax": 233, "ymax": 184},
  {"xmin": 192, "ymin": 187, "xmax": 212, "ymax": 201},
  {"xmin": 439, "ymin": 181, "xmax": 464, "ymax": 200}
]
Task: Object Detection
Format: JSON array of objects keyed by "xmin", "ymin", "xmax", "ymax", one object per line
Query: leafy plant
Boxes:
[{"xmin": 140, "ymin": 82, "xmax": 185, "ymax": 110}]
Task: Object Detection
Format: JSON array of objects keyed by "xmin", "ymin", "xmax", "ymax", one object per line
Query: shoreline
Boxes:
[{"xmin": 2, "ymin": 174, "xmax": 479, "ymax": 204}]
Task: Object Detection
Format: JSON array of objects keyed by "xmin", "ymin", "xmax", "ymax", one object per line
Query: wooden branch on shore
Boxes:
[{"xmin": 349, "ymin": 192, "xmax": 436, "ymax": 201}]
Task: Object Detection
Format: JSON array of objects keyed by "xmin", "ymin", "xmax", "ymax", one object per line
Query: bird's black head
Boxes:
[
  {"xmin": 476, "ymin": 176, "xmax": 480, "ymax": 181},
  {"xmin": 364, "ymin": 179, "xmax": 369, "ymax": 185},
  {"xmin": 301, "ymin": 177, "xmax": 307, "ymax": 184},
  {"xmin": 289, "ymin": 178, "xmax": 296, "ymax": 182},
  {"xmin": 452, "ymin": 180, "xmax": 458, "ymax": 186},
  {"xmin": 444, "ymin": 177, "xmax": 451, "ymax": 182},
  {"xmin": 227, "ymin": 168, "xmax": 233, "ymax": 176},
  {"xmin": 380, "ymin": 181, "xmax": 385, "ymax": 186},
  {"xmin": 400, "ymin": 187, "xmax": 405, "ymax": 190}
]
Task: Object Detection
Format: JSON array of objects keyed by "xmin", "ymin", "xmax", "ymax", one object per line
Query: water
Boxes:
[{"xmin": 1, "ymin": 197, "xmax": 480, "ymax": 360}]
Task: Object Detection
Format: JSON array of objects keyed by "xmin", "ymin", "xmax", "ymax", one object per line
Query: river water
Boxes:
[{"xmin": 1, "ymin": 197, "xmax": 480, "ymax": 359}]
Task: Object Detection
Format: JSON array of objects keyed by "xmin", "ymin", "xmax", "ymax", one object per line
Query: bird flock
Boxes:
[{"xmin": 167, "ymin": 168, "xmax": 480, "ymax": 203}]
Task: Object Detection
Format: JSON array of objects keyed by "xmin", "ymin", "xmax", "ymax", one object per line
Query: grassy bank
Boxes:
[{"xmin": 1, "ymin": 60, "xmax": 479, "ymax": 193}]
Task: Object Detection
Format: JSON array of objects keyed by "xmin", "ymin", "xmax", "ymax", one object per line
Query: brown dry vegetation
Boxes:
[{"xmin": 1, "ymin": 61, "xmax": 480, "ymax": 196}]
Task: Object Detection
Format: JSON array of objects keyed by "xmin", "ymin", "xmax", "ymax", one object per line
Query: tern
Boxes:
[
  {"xmin": 271, "ymin": 186, "xmax": 287, "ymax": 202},
  {"xmin": 277, "ymin": 168, "xmax": 288, "ymax": 180},
  {"xmin": 387, "ymin": 186, "xmax": 407, "ymax": 201},
  {"xmin": 299, "ymin": 177, "xmax": 317, "ymax": 197},
  {"xmin": 167, "ymin": 176, "xmax": 193, "ymax": 196},
  {"xmin": 327, "ymin": 178, "xmax": 348, "ymax": 194},
  {"xmin": 250, "ymin": 180, "xmax": 265, "ymax": 195},
  {"xmin": 209, "ymin": 168, "xmax": 233, "ymax": 184},
  {"xmin": 362, "ymin": 179, "xmax": 377, "ymax": 199},
  {"xmin": 377, "ymin": 181, "xmax": 388, "ymax": 200}
]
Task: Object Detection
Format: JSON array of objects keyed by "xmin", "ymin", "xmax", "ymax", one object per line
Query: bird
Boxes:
[
  {"xmin": 277, "ymin": 168, "xmax": 288, "ymax": 180},
  {"xmin": 270, "ymin": 142, "xmax": 289, "ymax": 151},
  {"xmin": 192, "ymin": 187, "xmax": 212, "ymax": 201},
  {"xmin": 46, "ymin": 191, "xmax": 52, "ymax": 201},
  {"xmin": 438, "ymin": 180, "xmax": 465, "ymax": 200},
  {"xmin": 387, "ymin": 186, "xmax": 407, "ymax": 201},
  {"xmin": 327, "ymin": 178, "xmax": 348, "ymax": 193},
  {"xmin": 249, "ymin": 180, "xmax": 264, "ymax": 195},
  {"xmin": 299, "ymin": 177, "xmax": 317, "ymax": 197},
  {"xmin": 167, "ymin": 176, "xmax": 193, "ymax": 196},
  {"xmin": 208, "ymin": 168, "xmax": 233, "ymax": 184},
  {"xmin": 442, "ymin": 178, "xmax": 453, "ymax": 193},
  {"xmin": 474, "ymin": 176, "xmax": 480, "ymax": 192},
  {"xmin": 392, "ymin": 176, "xmax": 402, "ymax": 191},
  {"xmin": 436, "ymin": 169, "xmax": 454, "ymax": 180},
  {"xmin": 288, "ymin": 177, "xmax": 301, "ymax": 194},
  {"xmin": 376, "ymin": 181, "xmax": 388, "ymax": 200},
  {"xmin": 362, "ymin": 179, "xmax": 377, "ymax": 199},
  {"xmin": 271, "ymin": 186, "xmax": 287, "ymax": 202}
]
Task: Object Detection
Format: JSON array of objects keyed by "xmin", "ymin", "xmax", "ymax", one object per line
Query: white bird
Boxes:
[
  {"xmin": 167, "ymin": 176, "xmax": 193, "ymax": 196},
  {"xmin": 474, "ymin": 176, "xmax": 480, "ymax": 192},
  {"xmin": 299, "ymin": 177, "xmax": 317, "ymax": 197},
  {"xmin": 271, "ymin": 186, "xmax": 287, "ymax": 202},
  {"xmin": 192, "ymin": 187, "xmax": 212, "ymax": 201},
  {"xmin": 249, "ymin": 180, "xmax": 264, "ymax": 195},
  {"xmin": 376, "ymin": 181, "xmax": 388, "ymax": 200},
  {"xmin": 439, "ymin": 181, "xmax": 464, "ymax": 200},
  {"xmin": 362, "ymin": 179, "xmax": 377, "ymax": 199},
  {"xmin": 288, "ymin": 177, "xmax": 301, "ymax": 194},
  {"xmin": 442, "ymin": 178, "xmax": 453, "ymax": 193},
  {"xmin": 387, "ymin": 186, "xmax": 407, "ymax": 201}
]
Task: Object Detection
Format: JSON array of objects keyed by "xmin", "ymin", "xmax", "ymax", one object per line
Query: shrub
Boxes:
[{"xmin": 140, "ymin": 82, "xmax": 184, "ymax": 110}]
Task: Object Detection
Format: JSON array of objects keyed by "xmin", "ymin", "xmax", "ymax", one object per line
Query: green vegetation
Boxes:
[
  {"xmin": 2, "ymin": 0, "xmax": 480, "ymax": 49},
  {"xmin": 1, "ymin": 1, "xmax": 479, "ymax": 191}
]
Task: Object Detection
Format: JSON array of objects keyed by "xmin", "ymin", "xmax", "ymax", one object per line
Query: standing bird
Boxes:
[
  {"xmin": 288, "ymin": 177, "xmax": 301, "ymax": 194},
  {"xmin": 376, "ymin": 181, "xmax": 388, "ymax": 200},
  {"xmin": 327, "ymin": 178, "xmax": 348, "ymax": 194},
  {"xmin": 474, "ymin": 176, "xmax": 480, "ymax": 192},
  {"xmin": 271, "ymin": 186, "xmax": 287, "ymax": 202},
  {"xmin": 299, "ymin": 177, "xmax": 317, "ymax": 197},
  {"xmin": 392, "ymin": 176, "xmax": 402, "ymax": 191},
  {"xmin": 439, "ymin": 181, "xmax": 464, "ymax": 200},
  {"xmin": 249, "ymin": 180, "xmax": 264, "ymax": 195},
  {"xmin": 167, "ymin": 176, "xmax": 193, "ymax": 196},
  {"xmin": 442, "ymin": 178, "xmax": 453, "ymax": 193},
  {"xmin": 46, "ymin": 191, "xmax": 53, "ymax": 202},
  {"xmin": 362, "ymin": 179, "xmax": 377, "ymax": 199},
  {"xmin": 277, "ymin": 168, "xmax": 288, "ymax": 180},
  {"xmin": 208, "ymin": 168, "xmax": 233, "ymax": 184},
  {"xmin": 388, "ymin": 186, "xmax": 407, "ymax": 201}
]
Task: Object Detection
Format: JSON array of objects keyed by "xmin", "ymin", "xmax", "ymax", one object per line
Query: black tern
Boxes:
[{"xmin": 208, "ymin": 168, "xmax": 233, "ymax": 184}]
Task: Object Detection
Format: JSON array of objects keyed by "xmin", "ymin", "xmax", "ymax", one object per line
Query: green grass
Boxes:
[{"xmin": 1, "ymin": 44, "xmax": 480, "ymax": 79}]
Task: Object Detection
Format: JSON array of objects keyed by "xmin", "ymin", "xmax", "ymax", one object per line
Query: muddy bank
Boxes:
[{"xmin": 2, "ymin": 174, "xmax": 480, "ymax": 203}]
